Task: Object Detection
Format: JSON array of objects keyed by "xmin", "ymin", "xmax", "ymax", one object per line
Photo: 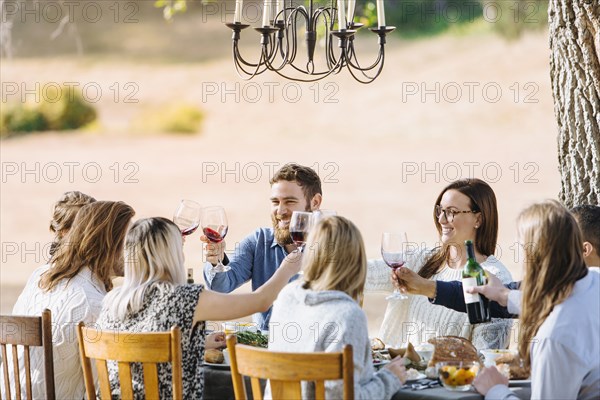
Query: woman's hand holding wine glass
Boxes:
[{"xmin": 382, "ymin": 232, "xmax": 409, "ymax": 300}]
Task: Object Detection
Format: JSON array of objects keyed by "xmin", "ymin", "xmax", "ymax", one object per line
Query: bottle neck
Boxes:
[{"xmin": 466, "ymin": 242, "xmax": 476, "ymax": 261}]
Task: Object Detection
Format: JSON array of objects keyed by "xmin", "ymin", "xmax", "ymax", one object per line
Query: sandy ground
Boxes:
[{"xmin": 0, "ymin": 31, "xmax": 560, "ymax": 334}]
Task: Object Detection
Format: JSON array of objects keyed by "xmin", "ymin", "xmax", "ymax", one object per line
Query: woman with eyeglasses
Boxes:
[{"xmin": 366, "ymin": 178, "xmax": 513, "ymax": 350}]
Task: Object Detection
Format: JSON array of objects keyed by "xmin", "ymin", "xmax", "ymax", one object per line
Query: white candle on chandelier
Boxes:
[
  {"xmin": 262, "ymin": 0, "xmax": 272, "ymax": 27},
  {"xmin": 347, "ymin": 0, "xmax": 356, "ymax": 25},
  {"xmin": 337, "ymin": 0, "xmax": 346, "ymax": 30},
  {"xmin": 377, "ymin": 0, "xmax": 385, "ymax": 27},
  {"xmin": 276, "ymin": 0, "xmax": 285, "ymax": 21},
  {"xmin": 234, "ymin": 0, "xmax": 243, "ymax": 24}
]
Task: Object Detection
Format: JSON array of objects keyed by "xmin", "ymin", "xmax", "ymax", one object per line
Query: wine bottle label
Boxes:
[{"xmin": 462, "ymin": 277, "xmax": 480, "ymax": 304}]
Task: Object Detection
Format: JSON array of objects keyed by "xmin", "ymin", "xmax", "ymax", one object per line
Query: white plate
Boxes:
[
  {"xmin": 203, "ymin": 362, "xmax": 230, "ymax": 370},
  {"xmin": 405, "ymin": 372, "xmax": 427, "ymax": 382},
  {"xmin": 373, "ymin": 359, "xmax": 391, "ymax": 368}
]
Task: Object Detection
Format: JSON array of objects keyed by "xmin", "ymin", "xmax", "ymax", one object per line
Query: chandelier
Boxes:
[{"xmin": 225, "ymin": 0, "xmax": 395, "ymax": 83}]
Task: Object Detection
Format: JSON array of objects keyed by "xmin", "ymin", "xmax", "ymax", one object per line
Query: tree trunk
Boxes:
[{"xmin": 549, "ymin": 0, "xmax": 600, "ymax": 207}]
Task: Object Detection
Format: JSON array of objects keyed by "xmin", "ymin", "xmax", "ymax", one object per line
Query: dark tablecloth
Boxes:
[{"xmin": 202, "ymin": 365, "xmax": 531, "ymax": 400}]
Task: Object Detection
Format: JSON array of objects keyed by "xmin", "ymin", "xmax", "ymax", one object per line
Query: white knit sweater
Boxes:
[
  {"xmin": 366, "ymin": 249, "xmax": 513, "ymax": 350},
  {"xmin": 1, "ymin": 264, "xmax": 106, "ymax": 400}
]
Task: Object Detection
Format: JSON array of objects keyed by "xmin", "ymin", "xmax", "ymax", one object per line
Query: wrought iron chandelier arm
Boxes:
[
  {"xmin": 232, "ymin": 46, "xmax": 270, "ymax": 80},
  {"xmin": 345, "ymin": 51, "xmax": 386, "ymax": 84},
  {"xmin": 346, "ymin": 42, "xmax": 384, "ymax": 71}
]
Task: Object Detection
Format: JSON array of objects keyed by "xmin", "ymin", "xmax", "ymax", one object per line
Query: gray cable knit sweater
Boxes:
[{"xmin": 266, "ymin": 281, "xmax": 402, "ymax": 399}]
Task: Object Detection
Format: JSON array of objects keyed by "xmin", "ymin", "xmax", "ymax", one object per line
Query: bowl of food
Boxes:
[
  {"xmin": 437, "ymin": 361, "xmax": 480, "ymax": 391},
  {"xmin": 480, "ymin": 349, "xmax": 517, "ymax": 367},
  {"xmin": 223, "ymin": 321, "xmax": 258, "ymax": 335},
  {"xmin": 415, "ymin": 343, "xmax": 434, "ymax": 363}
]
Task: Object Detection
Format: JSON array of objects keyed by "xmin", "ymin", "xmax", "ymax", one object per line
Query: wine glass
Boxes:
[
  {"xmin": 201, "ymin": 206, "xmax": 229, "ymax": 272},
  {"xmin": 173, "ymin": 200, "xmax": 201, "ymax": 236},
  {"xmin": 381, "ymin": 232, "xmax": 409, "ymax": 300},
  {"xmin": 289, "ymin": 211, "xmax": 312, "ymax": 252}
]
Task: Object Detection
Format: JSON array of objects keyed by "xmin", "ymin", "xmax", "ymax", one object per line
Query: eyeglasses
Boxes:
[{"xmin": 435, "ymin": 205, "xmax": 478, "ymax": 222}]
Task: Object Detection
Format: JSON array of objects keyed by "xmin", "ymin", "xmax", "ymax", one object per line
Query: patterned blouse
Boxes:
[{"xmin": 97, "ymin": 283, "xmax": 205, "ymax": 399}]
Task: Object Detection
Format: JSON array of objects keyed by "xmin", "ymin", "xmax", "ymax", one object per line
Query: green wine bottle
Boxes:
[{"xmin": 462, "ymin": 240, "xmax": 490, "ymax": 324}]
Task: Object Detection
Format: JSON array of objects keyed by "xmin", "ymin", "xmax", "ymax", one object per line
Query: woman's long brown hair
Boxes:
[
  {"xmin": 40, "ymin": 201, "xmax": 135, "ymax": 292},
  {"xmin": 419, "ymin": 178, "xmax": 498, "ymax": 279},
  {"xmin": 517, "ymin": 200, "xmax": 587, "ymax": 367}
]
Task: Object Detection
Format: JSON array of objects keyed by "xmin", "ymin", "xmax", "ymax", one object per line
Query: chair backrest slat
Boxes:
[
  {"xmin": 2, "ymin": 344, "xmax": 12, "ymax": 400},
  {"xmin": 315, "ymin": 380, "xmax": 326, "ymax": 400},
  {"xmin": 142, "ymin": 362, "xmax": 160, "ymax": 397},
  {"xmin": 11, "ymin": 345, "xmax": 21, "ymax": 400},
  {"xmin": 94, "ymin": 359, "xmax": 112, "ymax": 399},
  {"xmin": 250, "ymin": 377, "xmax": 263, "ymax": 400},
  {"xmin": 226, "ymin": 335, "xmax": 354, "ymax": 400},
  {"xmin": 117, "ymin": 362, "xmax": 134, "ymax": 399},
  {"xmin": 0, "ymin": 309, "xmax": 55, "ymax": 400},
  {"xmin": 23, "ymin": 346, "xmax": 32, "ymax": 399},
  {"xmin": 76, "ymin": 322, "xmax": 183, "ymax": 400}
]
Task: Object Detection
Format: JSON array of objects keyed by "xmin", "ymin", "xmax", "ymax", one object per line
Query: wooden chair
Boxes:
[
  {"xmin": 226, "ymin": 335, "xmax": 354, "ymax": 400},
  {"xmin": 0, "ymin": 309, "xmax": 55, "ymax": 400},
  {"xmin": 76, "ymin": 322, "xmax": 183, "ymax": 400}
]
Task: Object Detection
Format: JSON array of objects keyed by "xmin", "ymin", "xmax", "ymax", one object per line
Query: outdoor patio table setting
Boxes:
[{"xmin": 201, "ymin": 353, "xmax": 532, "ymax": 400}]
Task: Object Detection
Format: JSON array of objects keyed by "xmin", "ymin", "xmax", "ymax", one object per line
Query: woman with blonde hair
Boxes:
[
  {"xmin": 366, "ymin": 178, "xmax": 513, "ymax": 349},
  {"xmin": 474, "ymin": 200, "xmax": 599, "ymax": 399},
  {"xmin": 4, "ymin": 200, "xmax": 135, "ymax": 400},
  {"xmin": 97, "ymin": 217, "xmax": 302, "ymax": 399},
  {"xmin": 267, "ymin": 216, "xmax": 406, "ymax": 399}
]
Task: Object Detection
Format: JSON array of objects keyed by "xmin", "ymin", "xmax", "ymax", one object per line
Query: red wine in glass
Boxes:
[
  {"xmin": 181, "ymin": 224, "xmax": 200, "ymax": 236},
  {"xmin": 289, "ymin": 211, "xmax": 312, "ymax": 252},
  {"xmin": 383, "ymin": 259, "xmax": 405, "ymax": 270},
  {"xmin": 381, "ymin": 232, "xmax": 409, "ymax": 300},
  {"xmin": 290, "ymin": 230, "xmax": 307, "ymax": 246},
  {"xmin": 173, "ymin": 200, "xmax": 201, "ymax": 236},
  {"xmin": 201, "ymin": 206, "xmax": 229, "ymax": 272},
  {"xmin": 203, "ymin": 226, "xmax": 228, "ymax": 243}
]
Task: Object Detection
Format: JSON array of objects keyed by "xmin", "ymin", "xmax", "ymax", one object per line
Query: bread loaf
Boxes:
[
  {"xmin": 205, "ymin": 349, "xmax": 224, "ymax": 364},
  {"xmin": 427, "ymin": 336, "xmax": 479, "ymax": 367},
  {"xmin": 495, "ymin": 353, "xmax": 530, "ymax": 380}
]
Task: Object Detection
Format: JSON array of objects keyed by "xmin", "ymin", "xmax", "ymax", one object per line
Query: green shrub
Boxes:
[
  {"xmin": 131, "ymin": 102, "xmax": 204, "ymax": 134},
  {"xmin": 1, "ymin": 105, "xmax": 48, "ymax": 137},
  {"xmin": 478, "ymin": 0, "xmax": 549, "ymax": 40},
  {"xmin": 38, "ymin": 85, "xmax": 97, "ymax": 130}
]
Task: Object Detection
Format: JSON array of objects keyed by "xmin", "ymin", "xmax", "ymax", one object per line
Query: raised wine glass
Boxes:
[
  {"xmin": 201, "ymin": 206, "xmax": 229, "ymax": 272},
  {"xmin": 289, "ymin": 211, "xmax": 312, "ymax": 252},
  {"xmin": 173, "ymin": 199, "xmax": 201, "ymax": 236},
  {"xmin": 381, "ymin": 232, "xmax": 409, "ymax": 300}
]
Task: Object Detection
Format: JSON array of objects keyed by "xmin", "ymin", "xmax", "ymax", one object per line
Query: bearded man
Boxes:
[{"xmin": 203, "ymin": 163, "xmax": 323, "ymax": 330}]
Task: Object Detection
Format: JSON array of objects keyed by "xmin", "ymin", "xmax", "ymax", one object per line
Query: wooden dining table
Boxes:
[{"xmin": 202, "ymin": 364, "xmax": 531, "ymax": 400}]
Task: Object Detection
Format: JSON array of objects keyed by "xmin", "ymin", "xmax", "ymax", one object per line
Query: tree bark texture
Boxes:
[{"xmin": 549, "ymin": 0, "xmax": 600, "ymax": 207}]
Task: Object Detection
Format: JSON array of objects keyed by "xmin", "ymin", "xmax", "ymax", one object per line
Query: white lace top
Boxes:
[
  {"xmin": 1, "ymin": 264, "xmax": 106, "ymax": 400},
  {"xmin": 366, "ymin": 249, "xmax": 513, "ymax": 350}
]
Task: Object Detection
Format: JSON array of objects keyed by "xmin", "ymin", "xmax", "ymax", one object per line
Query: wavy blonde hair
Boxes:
[
  {"xmin": 48, "ymin": 191, "xmax": 96, "ymax": 256},
  {"xmin": 517, "ymin": 200, "xmax": 587, "ymax": 367},
  {"xmin": 40, "ymin": 201, "xmax": 135, "ymax": 292},
  {"xmin": 302, "ymin": 216, "xmax": 366, "ymax": 302},
  {"xmin": 103, "ymin": 217, "xmax": 186, "ymax": 321}
]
